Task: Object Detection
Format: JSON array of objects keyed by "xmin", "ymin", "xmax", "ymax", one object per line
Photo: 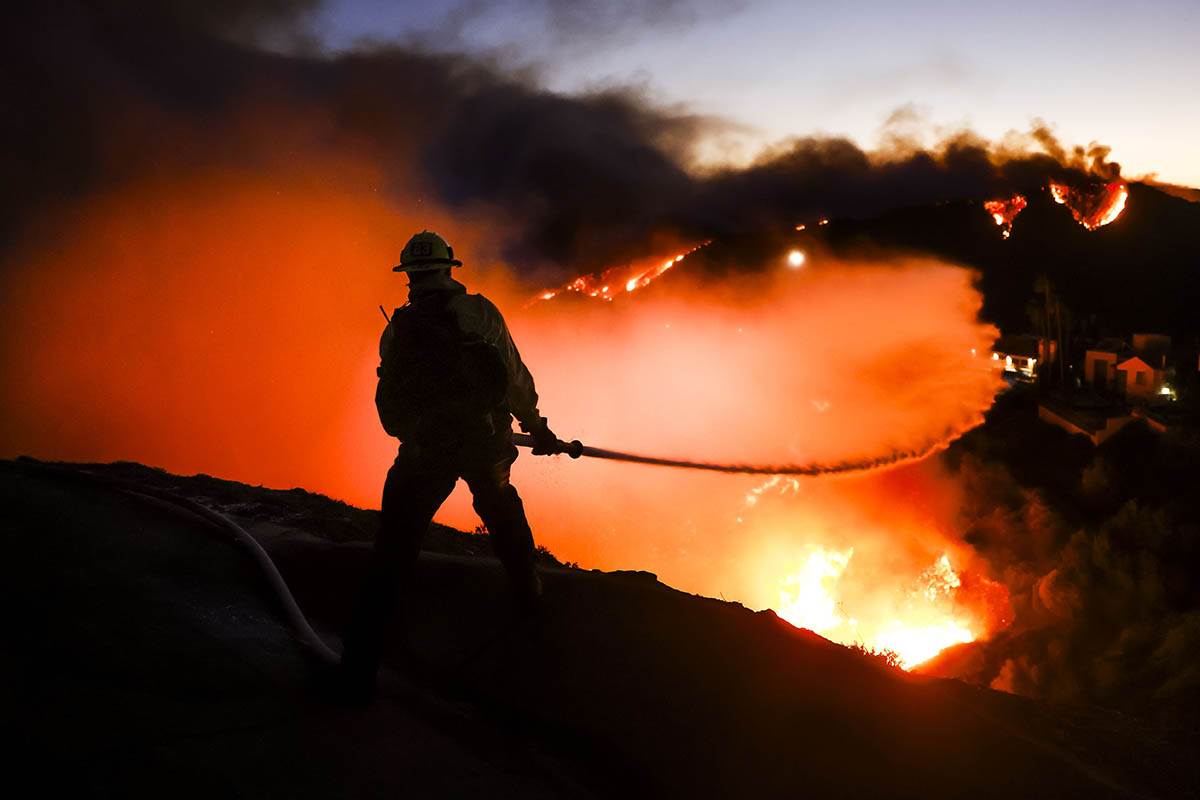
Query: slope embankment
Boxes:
[{"xmin": 3, "ymin": 459, "xmax": 1193, "ymax": 798}]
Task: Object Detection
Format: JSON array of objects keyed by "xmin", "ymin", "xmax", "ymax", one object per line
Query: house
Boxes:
[
  {"xmin": 1041, "ymin": 333, "xmax": 1182, "ymax": 445},
  {"xmin": 992, "ymin": 334, "xmax": 1055, "ymax": 381},
  {"xmin": 1083, "ymin": 337, "xmax": 1126, "ymax": 392},
  {"xmin": 1083, "ymin": 334, "xmax": 1174, "ymax": 402},
  {"xmin": 1116, "ymin": 355, "xmax": 1169, "ymax": 399}
]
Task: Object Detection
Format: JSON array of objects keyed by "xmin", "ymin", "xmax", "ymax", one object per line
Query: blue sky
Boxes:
[{"xmin": 311, "ymin": 0, "xmax": 1200, "ymax": 186}]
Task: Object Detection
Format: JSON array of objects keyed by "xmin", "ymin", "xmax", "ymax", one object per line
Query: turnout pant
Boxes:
[{"xmin": 341, "ymin": 435, "xmax": 537, "ymax": 679}]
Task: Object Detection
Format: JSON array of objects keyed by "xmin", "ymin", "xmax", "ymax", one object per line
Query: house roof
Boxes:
[{"xmin": 1117, "ymin": 356, "xmax": 1158, "ymax": 372}]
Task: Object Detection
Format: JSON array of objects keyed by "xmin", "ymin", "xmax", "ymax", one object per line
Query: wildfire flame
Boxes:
[
  {"xmin": 773, "ymin": 549, "xmax": 977, "ymax": 670},
  {"xmin": 983, "ymin": 194, "xmax": 1027, "ymax": 239},
  {"xmin": 533, "ymin": 241, "xmax": 711, "ymax": 304},
  {"xmin": 1048, "ymin": 180, "xmax": 1129, "ymax": 230},
  {"xmin": 777, "ymin": 547, "xmax": 855, "ymax": 632}
]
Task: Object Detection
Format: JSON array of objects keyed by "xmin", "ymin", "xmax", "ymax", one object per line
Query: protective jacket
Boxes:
[{"xmin": 378, "ymin": 276, "xmax": 546, "ymax": 436}]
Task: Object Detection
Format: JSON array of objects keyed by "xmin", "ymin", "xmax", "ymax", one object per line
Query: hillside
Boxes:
[
  {"xmin": 597, "ymin": 182, "xmax": 1200, "ymax": 339},
  {"xmin": 4, "ymin": 457, "xmax": 1195, "ymax": 798}
]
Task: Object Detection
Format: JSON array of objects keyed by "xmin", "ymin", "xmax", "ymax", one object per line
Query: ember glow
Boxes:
[
  {"xmin": 875, "ymin": 619, "xmax": 974, "ymax": 669},
  {"xmin": 1048, "ymin": 180, "xmax": 1129, "ymax": 230},
  {"xmin": 982, "ymin": 194, "xmax": 1027, "ymax": 239}
]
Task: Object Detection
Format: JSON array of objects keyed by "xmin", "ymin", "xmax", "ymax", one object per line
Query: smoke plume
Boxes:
[
  {"xmin": 3, "ymin": 2, "xmax": 1120, "ymax": 276},
  {"xmin": 921, "ymin": 418, "xmax": 1200, "ymax": 724}
]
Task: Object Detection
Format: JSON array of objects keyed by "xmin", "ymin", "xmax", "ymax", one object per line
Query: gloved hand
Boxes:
[{"xmin": 526, "ymin": 419, "xmax": 561, "ymax": 456}]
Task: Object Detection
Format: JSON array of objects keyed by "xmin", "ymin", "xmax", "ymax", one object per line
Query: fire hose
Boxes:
[
  {"xmin": 20, "ymin": 461, "xmax": 340, "ymax": 665},
  {"xmin": 511, "ymin": 433, "xmax": 946, "ymax": 477}
]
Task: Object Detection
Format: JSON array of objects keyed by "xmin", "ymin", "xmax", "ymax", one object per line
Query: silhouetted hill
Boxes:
[{"xmin": 5, "ymin": 458, "xmax": 1195, "ymax": 798}]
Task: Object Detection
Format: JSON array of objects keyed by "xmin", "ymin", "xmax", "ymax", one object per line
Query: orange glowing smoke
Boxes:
[
  {"xmin": 982, "ymin": 194, "xmax": 1027, "ymax": 239},
  {"xmin": 0, "ymin": 168, "xmax": 1010, "ymax": 670},
  {"xmin": 0, "ymin": 160, "xmax": 480, "ymax": 506},
  {"xmin": 497, "ymin": 256, "xmax": 1010, "ymax": 667},
  {"xmin": 1048, "ymin": 181, "xmax": 1129, "ymax": 230}
]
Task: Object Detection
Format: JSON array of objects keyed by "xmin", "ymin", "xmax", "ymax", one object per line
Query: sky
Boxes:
[{"xmin": 308, "ymin": 0, "xmax": 1200, "ymax": 186}]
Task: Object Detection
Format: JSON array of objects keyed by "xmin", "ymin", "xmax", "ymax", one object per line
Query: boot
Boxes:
[{"xmin": 512, "ymin": 570, "xmax": 543, "ymax": 617}]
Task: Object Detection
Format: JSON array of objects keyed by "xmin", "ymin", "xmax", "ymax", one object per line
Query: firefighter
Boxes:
[{"xmin": 336, "ymin": 230, "xmax": 560, "ymax": 705}]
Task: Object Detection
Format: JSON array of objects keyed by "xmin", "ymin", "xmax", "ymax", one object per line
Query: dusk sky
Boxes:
[{"xmin": 308, "ymin": 0, "xmax": 1200, "ymax": 186}]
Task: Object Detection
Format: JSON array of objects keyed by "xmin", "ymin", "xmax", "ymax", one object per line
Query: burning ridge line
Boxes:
[{"xmin": 531, "ymin": 241, "xmax": 712, "ymax": 305}]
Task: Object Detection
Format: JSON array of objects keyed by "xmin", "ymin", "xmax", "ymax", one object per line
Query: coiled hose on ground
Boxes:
[{"xmin": 21, "ymin": 462, "xmax": 340, "ymax": 664}]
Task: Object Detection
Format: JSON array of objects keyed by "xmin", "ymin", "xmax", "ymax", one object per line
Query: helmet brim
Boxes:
[{"xmin": 392, "ymin": 258, "xmax": 463, "ymax": 272}]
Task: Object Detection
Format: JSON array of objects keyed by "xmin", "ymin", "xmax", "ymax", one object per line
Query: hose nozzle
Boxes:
[{"xmin": 511, "ymin": 432, "xmax": 582, "ymax": 458}]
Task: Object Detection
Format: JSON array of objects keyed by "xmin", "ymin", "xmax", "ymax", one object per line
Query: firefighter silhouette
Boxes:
[{"xmin": 337, "ymin": 231, "xmax": 561, "ymax": 704}]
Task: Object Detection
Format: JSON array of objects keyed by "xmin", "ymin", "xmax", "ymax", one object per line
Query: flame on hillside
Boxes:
[
  {"xmin": 983, "ymin": 194, "xmax": 1027, "ymax": 239},
  {"xmin": 1048, "ymin": 181, "xmax": 1128, "ymax": 230},
  {"xmin": 772, "ymin": 546, "xmax": 980, "ymax": 669},
  {"xmin": 533, "ymin": 241, "xmax": 710, "ymax": 304}
]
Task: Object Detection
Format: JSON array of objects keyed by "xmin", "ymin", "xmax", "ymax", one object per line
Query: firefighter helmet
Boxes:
[{"xmin": 393, "ymin": 231, "xmax": 463, "ymax": 272}]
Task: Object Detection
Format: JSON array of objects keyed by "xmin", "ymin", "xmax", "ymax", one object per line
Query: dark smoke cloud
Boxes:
[{"xmin": 2, "ymin": 0, "xmax": 1123, "ymax": 280}]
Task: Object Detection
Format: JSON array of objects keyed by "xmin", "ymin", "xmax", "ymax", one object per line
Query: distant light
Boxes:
[{"xmin": 787, "ymin": 249, "xmax": 806, "ymax": 268}]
